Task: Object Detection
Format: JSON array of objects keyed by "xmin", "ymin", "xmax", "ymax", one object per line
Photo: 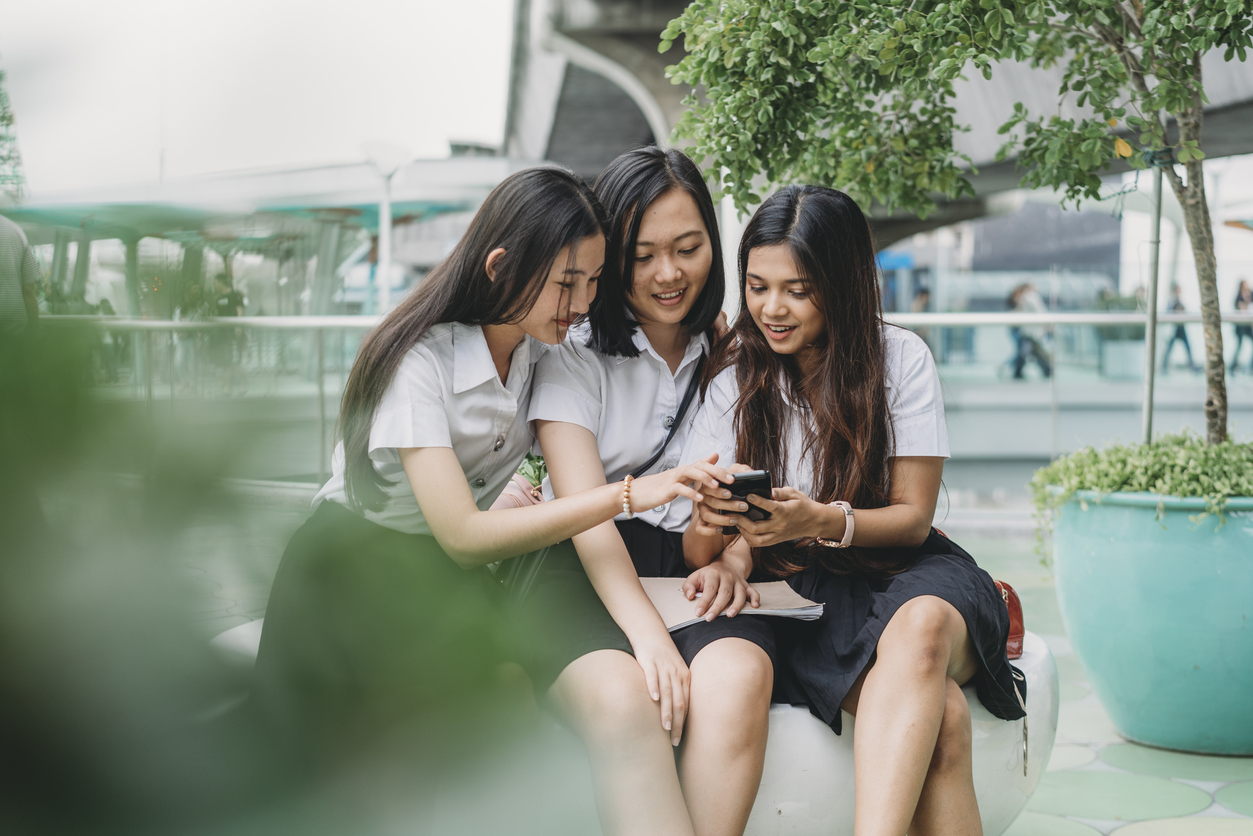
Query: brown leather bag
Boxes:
[
  {"xmin": 934, "ymin": 528, "xmax": 1024, "ymax": 661},
  {"xmin": 995, "ymin": 580, "xmax": 1024, "ymax": 660}
]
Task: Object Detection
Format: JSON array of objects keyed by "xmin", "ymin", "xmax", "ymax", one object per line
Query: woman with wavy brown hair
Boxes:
[{"xmin": 685, "ymin": 185, "xmax": 1024, "ymax": 836}]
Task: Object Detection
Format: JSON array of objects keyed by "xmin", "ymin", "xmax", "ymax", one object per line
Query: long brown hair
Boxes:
[
  {"xmin": 708, "ymin": 185, "xmax": 903, "ymax": 577},
  {"xmin": 339, "ymin": 166, "xmax": 608, "ymax": 512}
]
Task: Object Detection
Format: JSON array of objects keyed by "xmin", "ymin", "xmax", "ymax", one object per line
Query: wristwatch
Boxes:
[{"xmin": 815, "ymin": 501, "xmax": 853, "ymax": 548}]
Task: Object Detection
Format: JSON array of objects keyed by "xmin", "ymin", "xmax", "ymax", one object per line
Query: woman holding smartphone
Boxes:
[
  {"xmin": 687, "ymin": 185, "xmax": 1025, "ymax": 836},
  {"xmin": 519, "ymin": 147, "xmax": 775, "ymax": 836},
  {"xmin": 253, "ymin": 166, "xmax": 727, "ymax": 762}
]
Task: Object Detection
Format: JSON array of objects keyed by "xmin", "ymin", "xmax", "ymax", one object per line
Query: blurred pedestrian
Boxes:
[
  {"xmin": 97, "ymin": 297, "xmax": 119, "ymax": 383},
  {"xmin": 0, "ymin": 215, "xmax": 42, "ymax": 335},
  {"xmin": 1233, "ymin": 278, "xmax": 1253, "ymax": 375},
  {"xmin": 1012, "ymin": 282, "xmax": 1052, "ymax": 379},
  {"xmin": 174, "ymin": 283, "xmax": 208, "ymax": 386},
  {"xmin": 209, "ymin": 273, "xmax": 245, "ymax": 393},
  {"xmin": 1161, "ymin": 283, "xmax": 1200, "ymax": 373}
]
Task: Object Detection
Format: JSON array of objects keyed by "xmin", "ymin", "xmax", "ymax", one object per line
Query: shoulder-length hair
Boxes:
[
  {"xmin": 587, "ymin": 147, "xmax": 725, "ymax": 357},
  {"xmin": 339, "ymin": 166, "xmax": 608, "ymax": 512},
  {"xmin": 708, "ymin": 184, "xmax": 903, "ymax": 578}
]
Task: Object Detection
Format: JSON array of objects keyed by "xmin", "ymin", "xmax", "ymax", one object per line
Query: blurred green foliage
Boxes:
[{"xmin": 0, "ymin": 332, "xmax": 575, "ymax": 835}]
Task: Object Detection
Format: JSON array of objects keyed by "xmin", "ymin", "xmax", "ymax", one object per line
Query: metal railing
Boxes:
[{"xmin": 41, "ymin": 311, "xmax": 1253, "ymax": 480}]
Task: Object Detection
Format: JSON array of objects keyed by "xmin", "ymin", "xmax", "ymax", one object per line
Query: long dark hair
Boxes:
[
  {"xmin": 339, "ymin": 166, "xmax": 608, "ymax": 512},
  {"xmin": 709, "ymin": 185, "xmax": 900, "ymax": 578},
  {"xmin": 587, "ymin": 147, "xmax": 725, "ymax": 356}
]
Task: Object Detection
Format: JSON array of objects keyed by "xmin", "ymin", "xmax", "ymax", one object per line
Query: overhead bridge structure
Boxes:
[{"xmin": 505, "ymin": 0, "xmax": 1253, "ymax": 245}]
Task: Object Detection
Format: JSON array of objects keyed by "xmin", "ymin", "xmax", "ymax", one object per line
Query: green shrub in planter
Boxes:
[{"xmin": 1031, "ymin": 434, "xmax": 1253, "ymax": 754}]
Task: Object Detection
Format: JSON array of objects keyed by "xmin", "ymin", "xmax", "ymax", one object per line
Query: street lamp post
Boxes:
[
  {"xmin": 362, "ymin": 142, "xmax": 411, "ymax": 314},
  {"xmin": 378, "ymin": 171, "xmax": 394, "ymax": 312}
]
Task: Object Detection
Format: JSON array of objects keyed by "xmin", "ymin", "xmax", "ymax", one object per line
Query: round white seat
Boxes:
[
  {"xmin": 212, "ymin": 622, "xmax": 1058, "ymax": 835},
  {"xmin": 745, "ymin": 631, "xmax": 1059, "ymax": 836}
]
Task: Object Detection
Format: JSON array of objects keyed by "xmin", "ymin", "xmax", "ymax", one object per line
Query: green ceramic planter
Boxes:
[{"xmin": 1053, "ymin": 490, "xmax": 1253, "ymax": 755}]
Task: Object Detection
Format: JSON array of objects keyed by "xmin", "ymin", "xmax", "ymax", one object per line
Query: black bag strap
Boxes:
[{"xmin": 629, "ymin": 353, "xmax": 707, "ymax": 480}]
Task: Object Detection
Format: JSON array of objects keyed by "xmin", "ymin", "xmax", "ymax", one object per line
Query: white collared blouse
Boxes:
[
  {"xmin": 528, "ymin": 321, "xmax": 709, "ymax": 533},
  {"xmin": 314, "ymin": 321, "xmax": 547, "ymax": 535},
  {"xmin": 685, "ymin": 325, "xmax": 949, "ymax": 500}
]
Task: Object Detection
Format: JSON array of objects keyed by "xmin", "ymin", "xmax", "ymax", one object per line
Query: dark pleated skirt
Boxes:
[
  {"xmin": 508, "ymin": 518, "xmax": 778, "ymax": 693},
  {"xmin": 774, "ymin": 528, "xmax": 1026, "ymax": 734},
  {"xmin": 252, "ymin": 500, "xmax": 510, "ymax": 759}
]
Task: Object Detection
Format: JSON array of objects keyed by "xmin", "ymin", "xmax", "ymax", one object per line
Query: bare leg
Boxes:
[
  {"xmin": 677, "ymin": 638, "xmax": 773, "ymax": 836},
  {"xmin": 910, "ymin": 679, "xmax": 982, "ymax": 836},
  {"xmin": 840, "ymin": 596, "xmax": 980, "ymax": 836},
  {"xmin": 548, "ymin": 649, "xmax": 696, "ymax": 836}
]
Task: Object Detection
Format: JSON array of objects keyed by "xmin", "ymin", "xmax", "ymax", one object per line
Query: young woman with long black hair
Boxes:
[
  {"xmin": 252, "ymin": 166, "xmax": 728, "ymax": 762},
  {"xmin": 686, "ymin": 185, "xmax": 1025, "ymax": 836},
  {"xmin": 517, "ymin": 147, "xmax": 774, "ymax": 836}
]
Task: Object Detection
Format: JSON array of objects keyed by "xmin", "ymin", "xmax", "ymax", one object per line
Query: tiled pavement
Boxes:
[{"xmin": 184, "ymin": 495, "xmax": 1253, "ymax": 835}]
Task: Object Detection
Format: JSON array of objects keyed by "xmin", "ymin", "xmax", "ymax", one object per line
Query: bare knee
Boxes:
[
  {"xmin": 689, "ymin": 638, "xmax": 773, "ymax": 713},
  {"xmin": 551, "ymin": 651, "xmax": 660, "ymax": 747},
  {"xmin": 882, "ymin": 596, "xmax": 962, "ymax": 677},
  {"xmin": 929, "ymin": 678, "xmax": 973, "ymax": 776}
]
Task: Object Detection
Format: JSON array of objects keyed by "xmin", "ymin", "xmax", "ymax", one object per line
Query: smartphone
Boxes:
[{"xmin": 721, "ymin": 470, "xmax": 773, "ymax": 535}]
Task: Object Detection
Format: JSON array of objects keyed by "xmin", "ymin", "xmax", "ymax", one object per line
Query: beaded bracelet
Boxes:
[{"xmin": 622, "ymin": 474, "xmax": 634, "ymax": 518}]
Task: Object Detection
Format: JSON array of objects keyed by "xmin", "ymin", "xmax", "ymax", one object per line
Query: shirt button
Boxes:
[
  {"xmin": 493, "ymin": 434, "xmax": 505, "ymax": 451},
  {"xmin": 663, "ymin": 416, "xmax": 674, "ymax": 429},
  {"xmin": 654, "ymin": 505, "xmax": 666, "ymax": 513},
  {"xmin": 472, "ymin": 478, "xmax": 486, "ymax": 488}
]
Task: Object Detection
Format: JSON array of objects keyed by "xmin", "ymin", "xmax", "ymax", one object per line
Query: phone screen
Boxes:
[{"xmin": 722, "ymin": 470, "xmax": 773, "ymax": 535}]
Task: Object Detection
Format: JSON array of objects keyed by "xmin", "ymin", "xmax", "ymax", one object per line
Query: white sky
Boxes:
[{"xmin": 0, "ymin": 0, "xmax": 515, "ymax": 196}]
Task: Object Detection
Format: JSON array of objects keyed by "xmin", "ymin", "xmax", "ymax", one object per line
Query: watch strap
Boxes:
[{"xmin": 815, "ymin": 500, "xmax": 853, "ymax": 548}]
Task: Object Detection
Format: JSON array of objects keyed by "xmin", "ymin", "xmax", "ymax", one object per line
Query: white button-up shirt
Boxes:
[
  {"xmin": 529, "ymin": 321, "xmax": 708, "ymax": 533},
  {"xmin": 314, "ymin": 321, "xmax": 546, "ymax": 535},
  {"xmin": 686, "ymin": 325, "xmax": 949, "ymax": 499}
]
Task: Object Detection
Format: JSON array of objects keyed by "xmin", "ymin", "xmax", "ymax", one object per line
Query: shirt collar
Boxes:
[
  {"xmin": 618, "ymin": 318, "xmax": 710, "ymax": 369},
  {"xmin": 451, "ymin": 322, "xmax": 502, "ymax": 394},
  {"xmin": 451, "ymin": 322, "xmax": 540, "ymax": 393}
]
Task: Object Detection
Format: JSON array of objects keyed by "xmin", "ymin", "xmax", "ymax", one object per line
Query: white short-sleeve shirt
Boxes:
[
  {"xmin": 686, "ymin": 325, "xmax": 948, "ymax": 500},
  {"xmin": 313, "ymin": 322, "xmax": 546, "ymax": 535},
  {"xmin": 528, "ymin": 321, "xmax": 709, "ymax": 532}
]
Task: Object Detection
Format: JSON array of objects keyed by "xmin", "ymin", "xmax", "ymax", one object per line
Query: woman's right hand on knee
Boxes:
[
  {"xmin": 632, "ymin": 635, "xmax": 690, "ymax": 747},
  {"xmin": 628, "ymin": 453, "xmax": 731, "ymax": 512}
]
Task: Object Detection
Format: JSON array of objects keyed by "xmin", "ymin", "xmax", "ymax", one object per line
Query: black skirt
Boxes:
[
  {"xmin": 509, "ymin": 518, "xmax": 778, "ymax": 693},
  {"xmin": 774, "ymin": 529, "xmax": 1025, "ymax": 734},
  {"xmin": 252, "ymin": 500, "xmax": 510, "ymax": 758}
]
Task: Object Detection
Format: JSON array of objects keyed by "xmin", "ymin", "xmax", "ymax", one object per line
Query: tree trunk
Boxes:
[{"xmin": 1166, "ymin": 97, "xmax": 1227, "ymax": 444}]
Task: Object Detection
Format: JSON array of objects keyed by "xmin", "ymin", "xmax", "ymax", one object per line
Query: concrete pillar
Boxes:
[
  {"xmin": 50, "ymin": 229, "xmax": 71, "ymax": 294},
  {"xmin": 179, "ymin": 243, "xmax": 204, "ymax": 310},
  {"xmin": 124, "ymin": 237, "xmax": 142, "ymax": 317},
  {"xmin": 70, "ymin": 233, "xmax": 92, "ymax": 297},
  {"xmin": 896, "ymin": 268, "xmax": 912, "ymax": 314}
]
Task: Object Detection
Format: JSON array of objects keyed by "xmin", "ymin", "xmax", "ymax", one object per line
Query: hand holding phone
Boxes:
[{"xmin": 721, "ymin": 470, "xmax": 773, "ymax": 535}]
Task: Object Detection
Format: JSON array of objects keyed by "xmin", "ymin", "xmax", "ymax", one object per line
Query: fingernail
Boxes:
[
  {"xmin": 739, "ymin": 503, "xmax": 748, "ymax": 511},
  {"xmin": 672, "ymin": 737, "xmax": 681, "ymax": 747},
  {"xmin": 664, "ymin": 721, "xmax": 671, "ymax": 731},
  {"xmin": 652, "ymin": 692, "xmax": 659, "ymax": 700}
]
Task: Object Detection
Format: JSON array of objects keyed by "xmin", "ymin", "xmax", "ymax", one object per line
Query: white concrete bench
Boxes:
[{"xmin": 213, "ymin": 622, "xmax": 1057, "ymax": 835}]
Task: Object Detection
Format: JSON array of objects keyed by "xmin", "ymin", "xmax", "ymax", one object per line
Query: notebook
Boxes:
[{"xmin": 639, "ymin": 577, "xmax": 824, "ymax": 633}]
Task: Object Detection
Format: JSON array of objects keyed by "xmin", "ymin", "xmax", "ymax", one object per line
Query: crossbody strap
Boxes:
[{"xmin": 629, "ymin": 354, "xmax": 707, "ymax": 481}]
